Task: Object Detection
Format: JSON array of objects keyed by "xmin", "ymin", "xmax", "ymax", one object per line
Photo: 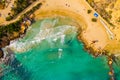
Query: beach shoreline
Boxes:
[
  {"xmin": 2, "ymin": 14, "xmax": 116, "ymax": 80},
  {"xmin": 33, "ymin": 10, "xmax": 107, "ymax": 57},
  {"xmin": 0, "ymin": 0, "xmax": 115, "ymax": 56},
  {"xmin": 0, "ymin": 0, "xmax": 118, "ymax": 79}
]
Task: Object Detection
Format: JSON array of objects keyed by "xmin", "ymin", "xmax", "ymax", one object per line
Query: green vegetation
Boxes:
[
  {"xmin": 0, "ymin": 0, "xmax": 5, "ymax": 9},
  {"xmin": 25, "ymin": 3, "xmax": 42, "ymax": 15},
  {"xmin": 117, "ymin": 17, "xmax": 120, "ymax": 22},
  {"xmin": 6, "ymin": 0, "xmax": 37, "ymax": 21},
  {"xmin": 104, "ymin": 17, "xmax": 114, "ymax": 26},
  {"xmin": 86, "ymin": 0, "xmax": 94, "ymax": 3},
  {"xmin": 0, "ymin": 3, "xmax": 42, "ymax": 38},
  {"xmin": 91, "ymin": 18, "xmax": 97, "ymax": 22},
  {"xmin": 87, "ymin": 9, "xmax": 92, "ymax": 14},
  {"xmin": 108, "ymin": 10, "xmax": 112, "ymax": 14},
  {"xmin": 86, "ymin": 0, "xmax": 94, "ymax": 7},
  {"xmin": 12, "ymin": 0, "xmax": 32, "ymax": 15},
  {"xmin": 0, "ymin": 20, "xmax": 21, "ymax": 38},
  {"xmin": 86, "ymin": 0, "xmax": 114, "ymax": 26},
  {"xmin": 6, "ymin": 15, "xmax": 13, "ymax": 21},
  {"xmin": 0, "ymin": 2, "xmax": 42, "ymax": 49}
]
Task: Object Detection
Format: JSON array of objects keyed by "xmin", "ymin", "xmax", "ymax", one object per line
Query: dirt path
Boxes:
[
  {"xmin": 0, "ymin": 0, "xmax": 15, "ymax": 24},
  {"xmin": 0, "ymin": 0, "xmax": 44, "ymax": 26}
]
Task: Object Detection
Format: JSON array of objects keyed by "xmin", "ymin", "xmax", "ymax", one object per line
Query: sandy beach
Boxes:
[
  {"xmin": 33, "ymin": 0, "xmax": 109, "ymax": 55},
  {"xmin": 1, "ymin": 0, "xmax": 120, "ymax": 56},
  {"xmin": 0, "ymin": 1, "xmax": 118, "ymax": 79}
]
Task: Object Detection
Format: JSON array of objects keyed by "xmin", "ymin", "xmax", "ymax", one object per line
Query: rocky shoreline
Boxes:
[
  {"xmin": 0, "ymin": 3, "xmax": 42, "ymax": 58},
  {"xmin": 0, "ymin": 17, "xmax": 34, "ymax": 58},
  {"xmin": 77, "ymin": 26, "xmax": 118, "ymax": 80},
  {"xmin": 0, "ymin": 6, "xmax": 119, "ymax": 80},
  {"xmin": 0, "ymin": 15, "xmax": 118, "ymax": 80}
]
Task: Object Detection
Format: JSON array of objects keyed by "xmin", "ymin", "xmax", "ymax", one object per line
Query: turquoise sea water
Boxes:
[{"xmin": 0, "ymin": 17, "xmax": 120, "ymax": 80}]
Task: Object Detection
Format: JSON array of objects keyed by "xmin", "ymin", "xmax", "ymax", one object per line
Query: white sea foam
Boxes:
[
  {"xmin": 58, "ymin": 48, "xmax": 63, "ymax": 52},
  {"xmin": 58, "ymin": 48, "xmax": 63, "ymax": 59},
  {"xmin": 7, "ymin": 19, "xmax": 77, "ymax": 53}
]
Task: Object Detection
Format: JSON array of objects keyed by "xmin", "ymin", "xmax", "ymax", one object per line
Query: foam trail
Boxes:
[
  {"xmin": 7, "ymin": 18, "xmax": 77, "ymax": 53},
  {"xmin": 58, "ymin": 48, "xmax": 63, "ymax": 59},
  {"xmin": 61, "ymin": 35, "xmax": 65, "ymax": 45}
]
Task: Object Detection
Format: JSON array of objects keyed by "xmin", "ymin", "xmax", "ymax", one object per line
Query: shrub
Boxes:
[
  {"xmin": 87, "ymin": 9, "xmax": 92, "ymax": 14},
  {"xmin": 91, "ymin": 18, "xmax": 97, "ymax": 22},
  {"xmin": 6, "ymin": 16, "xmax": 13, "ymax": 21}
]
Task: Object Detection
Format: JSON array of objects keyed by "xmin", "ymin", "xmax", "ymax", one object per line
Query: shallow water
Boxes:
[{"xmin": 1, "ymin": 17, "xmax": 120, "ymax": 80}]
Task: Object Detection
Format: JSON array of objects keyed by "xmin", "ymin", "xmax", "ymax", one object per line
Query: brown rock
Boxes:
[{"xmin": 0, "ymin": 48, "xmax": 4, "ymax": 58}]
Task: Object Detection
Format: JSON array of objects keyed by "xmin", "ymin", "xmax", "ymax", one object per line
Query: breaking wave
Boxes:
[{"xmin": 6, "ymin": 18, "xmax": 77, "ymax": 53}]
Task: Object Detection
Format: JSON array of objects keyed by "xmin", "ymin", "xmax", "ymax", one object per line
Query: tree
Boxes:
[
  {"xmin": 91, "ymin": 18, "xmax": 97, "ymax": 22},
  {"xmin": 87, "ymin": 9, "xmax": 92, "ymax": 14}
]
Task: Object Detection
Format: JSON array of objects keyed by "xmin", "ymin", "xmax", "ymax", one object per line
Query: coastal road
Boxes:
[
  {"xmin": 100, "ymin": 19, "xmax": 114, "ymax": 39},
  {"xmin": 84, "ymin": 0, "xmax": 114, "ymax": 40},
  {"xmin": 0, "ymin": 0, "xmax": 44, "ymax": 26}
]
